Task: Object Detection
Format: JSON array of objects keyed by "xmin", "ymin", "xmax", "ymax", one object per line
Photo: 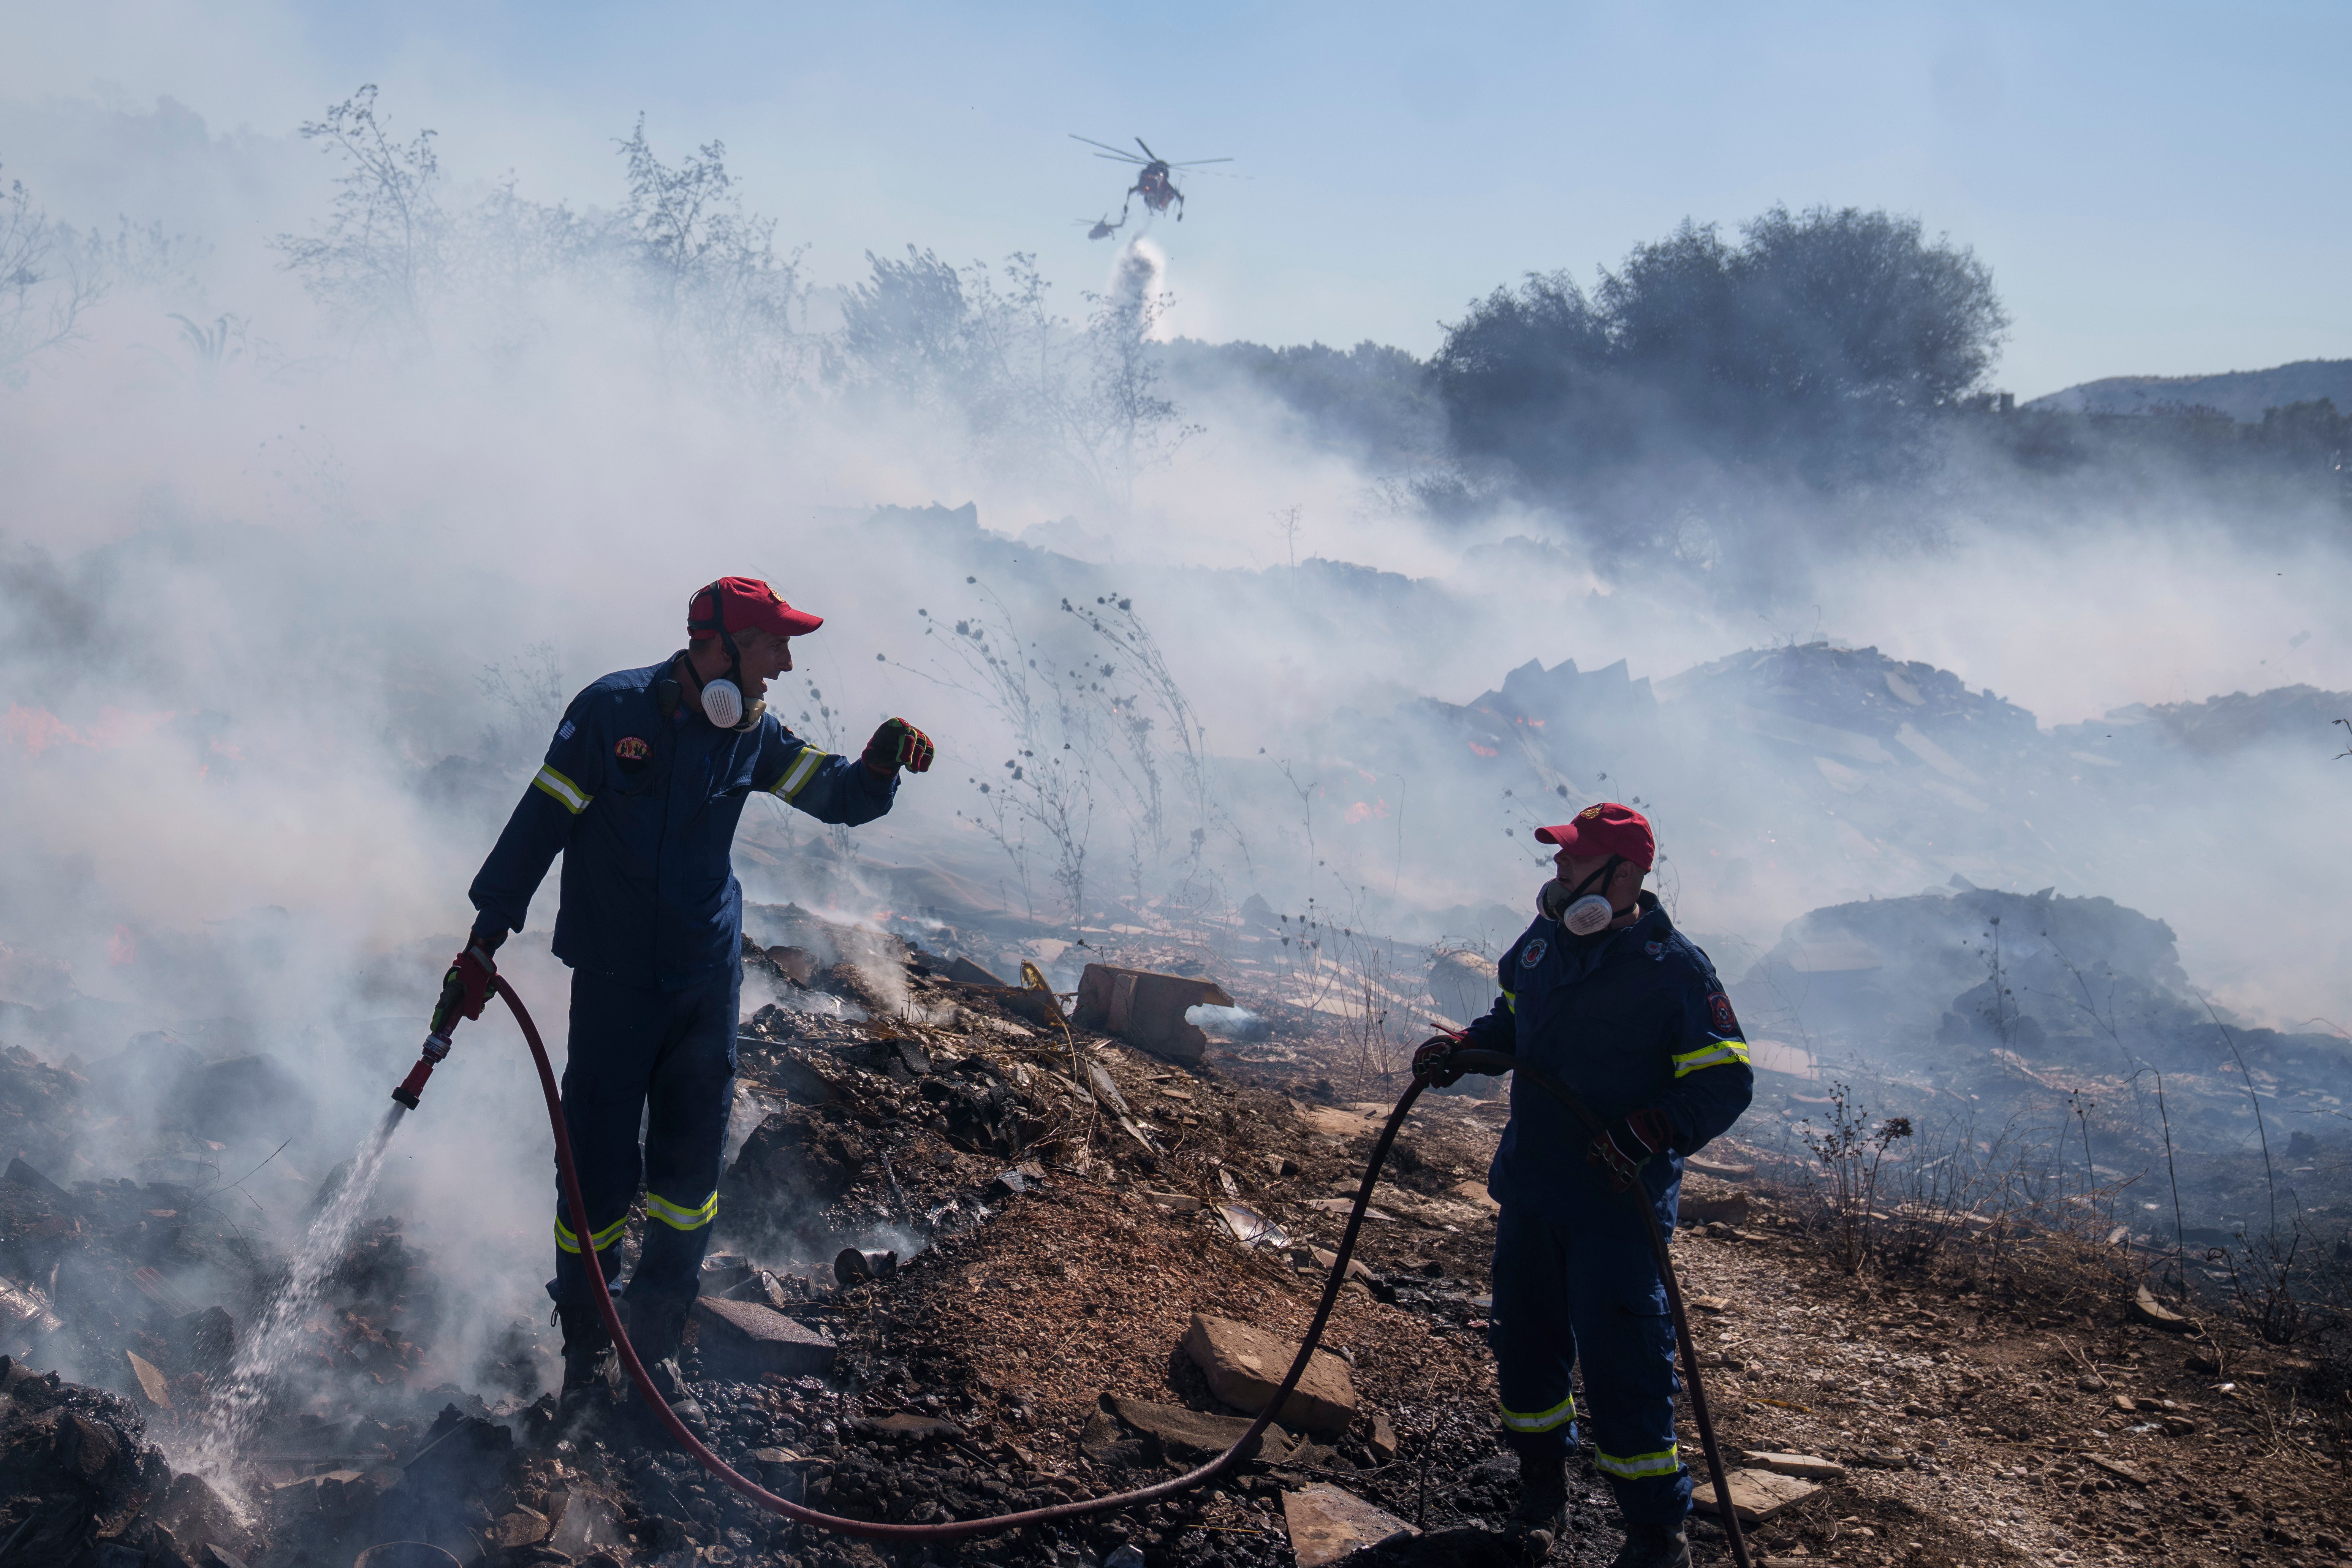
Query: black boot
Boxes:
[
  {"xmin": 555, "ymin": 1301, "xmax": 616, "ymax": 1422},
  {"xmin": 1504, "ymin": 1435, "xmax": 1569, "ymax": 1561},
  {"xmin": 622, "ymin": 1293, "xmax": 709, "ymax": 1439},
  {"xmin": 1608, "ymin": 1523, "xmax": 1691, "ymax": 1568}
]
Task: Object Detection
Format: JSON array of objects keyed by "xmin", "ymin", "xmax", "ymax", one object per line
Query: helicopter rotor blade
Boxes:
[
  {"xmin": 1071, "ymin": 134, "xmax": 1146, "ymax": 161},
  {"xmin": 1135, "ymin": 138, "xmax": 1159, "ymax": 161}
]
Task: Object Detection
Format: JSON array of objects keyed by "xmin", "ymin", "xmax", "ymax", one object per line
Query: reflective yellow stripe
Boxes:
[
  {"xmin": 1595, "ymin": 1444, "xmax": 1680, "ymax": 1479},
  {"xmin": 1671, "ymin": 1040, "xmax": 1751, "ymax": 1078},
  {"xmin": 772, "ymin": 747, "xmax": 828, "ymax": 801},
  {"xmin": 553, "ymin": 1214, "xmax": 628, "ymax": 1255},
  {"xmin": 646, "ymin": 1190, "xmax": 719, "ymax": 1231},
  {"xmin": 1499, "ymin": 1393, "xmax": 1576, "ymax": 1433},
  {"xmin": 1502, "ymin": 990, "xmax": 1515, "ymax": 1014},
  {"xmin": 533, "ymin": 763, "xmax": 591, "ymax": 815}
]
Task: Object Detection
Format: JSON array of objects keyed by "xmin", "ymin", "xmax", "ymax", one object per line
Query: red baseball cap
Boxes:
[
  {"xmin": 688, "ymin": 577, "xmax": 823, "ymax": 641},
  {"xmin": 1534, "ymin": 802, "xmax": 1654, "ymax": 870}
]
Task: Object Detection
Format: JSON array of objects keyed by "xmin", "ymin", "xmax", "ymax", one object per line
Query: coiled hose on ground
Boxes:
[{"xmin": 487, "ymin": 979, "xmax": 1752, "ymax": 1564}]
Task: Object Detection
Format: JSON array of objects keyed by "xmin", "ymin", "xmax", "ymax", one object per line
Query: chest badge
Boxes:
[
  {"xmin": 1519, "ymin": 938, "xmax": 1547, "ymax": 968},
  {"xmin": 615, "ymin": 735, "xmax": 651, "ymax": 775}
]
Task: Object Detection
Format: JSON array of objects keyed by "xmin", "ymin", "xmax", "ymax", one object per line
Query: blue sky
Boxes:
[{"xmin": 10, "ymin": 0, "xmax": 2349, "ymax": 394}]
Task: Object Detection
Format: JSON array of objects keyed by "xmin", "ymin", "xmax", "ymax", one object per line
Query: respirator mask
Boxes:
[
  {"xmin": 1538, "ymin": 854, "xmax": 1632, "ymax": 938},
  {"xmin": 685, "ymin": 580, "xmax": 759, "ymax": 731}
]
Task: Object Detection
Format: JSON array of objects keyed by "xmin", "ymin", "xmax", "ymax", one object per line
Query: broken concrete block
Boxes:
[
  {"xmin": 1181, "ymin": 1312, "xmax": 1357, "ymax": 1435},
  {"xmin": 1741, "ymin": 1451, "xmax": 1846, "ymax": 1480},
  {"xmin": 492, "ymin": 1508, "xmax": 552, "ymax": 1548},
  {"xmin": 125, "ymin": 1351, "xmax": 171, "ymax": 1409},
  {"xmin": 1692, "ymin": 1467, "xmax": 1819, "ymax": 1524},
  {"xmin": 690, "ymin": 1297, "xmax": 837, "ymax": 1378},
  {"xmin": 1281, "ymin": 1483, "xmax": 1416, "ymax": 1568},
  {"xmin": 1072, "ymin": 964, "xmax": 1234, "ymax": 1064},
  {"xmin": 1368, "ymin": 1410, "xmax": 1398, "ymax": 1462},
  {"xmin": 1105, "ymin": 1396, "xmax": 1294, "ymax": 1462}
]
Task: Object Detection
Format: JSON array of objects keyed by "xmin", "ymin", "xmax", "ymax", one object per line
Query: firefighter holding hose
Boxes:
[
  {"xmin": 1415, "ymin": 804, "xmax": 1753, "ymax": 1568},
  {"xmin": 436, "ymin": 577, "xmax": 933, "ymax": 1435}
]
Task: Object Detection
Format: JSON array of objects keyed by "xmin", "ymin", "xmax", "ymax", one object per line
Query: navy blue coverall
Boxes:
[
  {"xmin": 1460, "ymin": 894, "xmax": 1753, "ymax": 1528},
  {"xmin": 469, "ymin": 659, "xmax": 895, "ymax": 1315}
]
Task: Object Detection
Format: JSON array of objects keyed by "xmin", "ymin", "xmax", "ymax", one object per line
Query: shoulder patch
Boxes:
[
  {"xmin": 1519, "ymin": 937, "xmax": 1547, "ymax": 969},
  {"xmin": 1706, "ymin": 989, "xmax": 1741, "ymax": 1036},
  {"xmin": 1645, "ymin": 940, "xmax": 1665, "ymax": 959},
  {"xmin": 556, "ymin": 720, "xmax": 576, "ymax": 741}
]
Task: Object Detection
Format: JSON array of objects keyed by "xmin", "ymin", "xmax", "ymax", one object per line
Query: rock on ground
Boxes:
[{"xmin": 1181, "ymin": 1312, "xmax": 1359, "ymax": 1435}]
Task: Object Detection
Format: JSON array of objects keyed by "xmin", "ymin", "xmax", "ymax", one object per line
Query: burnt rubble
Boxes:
[{"xmin": 0, "ymin": 867, "xmax": 2342, "ymax": 1568}]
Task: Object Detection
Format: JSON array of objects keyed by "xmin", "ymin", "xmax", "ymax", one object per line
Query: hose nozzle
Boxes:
[{"xmin": 392, "ymin": 1030, "xmax": 454, "ymax": 1109}]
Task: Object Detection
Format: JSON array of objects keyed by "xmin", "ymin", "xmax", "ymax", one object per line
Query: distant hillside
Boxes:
[{"xmin": 2027, "ymin": 358, "xmax": 2352, "ymax": 421}]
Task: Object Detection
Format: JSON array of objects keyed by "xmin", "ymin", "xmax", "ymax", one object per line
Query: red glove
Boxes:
[
  {"xmin": 1588, "ymin": 1106, "xmax": 1674, "ymax": 1191},
  {"xmin": 863, "ymin": 718, "xmax": 935, "ymax": 776},
  {"xmin": 1412, "ymin": 1031, "xmax": 1467, "ymax": 1087},
  {"xmin": 431, "ymin": 928, "xmax": 504, "ymax": 1033}
]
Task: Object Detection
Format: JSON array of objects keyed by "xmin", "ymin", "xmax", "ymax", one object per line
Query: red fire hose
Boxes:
[{"xmin": 388, "ymin": 981, "xmax": 1749, "ymax": 1562}]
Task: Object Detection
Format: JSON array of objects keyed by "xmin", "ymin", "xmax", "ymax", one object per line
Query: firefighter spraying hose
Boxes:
[{"xmin": 386, "ymin": 994, "xmax": 1752, "ymax": 1563}]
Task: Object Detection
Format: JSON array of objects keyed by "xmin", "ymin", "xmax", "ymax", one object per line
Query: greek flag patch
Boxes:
[{"xmin": 557, "ymin": 720, "xmax": 575, "ymax": 740}]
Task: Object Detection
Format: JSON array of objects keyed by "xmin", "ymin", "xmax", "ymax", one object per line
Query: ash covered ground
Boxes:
[{"xmin": 0, "ymin": 816, "xmax": 2346, "ymax": 1568}]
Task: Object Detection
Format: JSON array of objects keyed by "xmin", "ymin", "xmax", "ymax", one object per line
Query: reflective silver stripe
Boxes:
[
  {"xmin": 1594, "ymin": 1444, "xmax": 1679, "ymax": 1479},
  {"xmin": 533, "ymin": 764, "xmax": 591, "ymax": 814},
  {"xmin": 646, "ymin": 1190, "xmax": 719, "ymax": 1231},
  {"xmin": 772, "ymin": 747, "xmax": 827, "ymax": 802},
  {"xmin": 1499, "ymin": 1393, "xmax": 1575, "ymax": 1432},
  {"xmin": 1672, "ymin": 1040, "xmax": 1751, "ymax": 1078},
  {"xmin": 553, "ymin": 1214, "xmax": 628, "ymax": 1255}
]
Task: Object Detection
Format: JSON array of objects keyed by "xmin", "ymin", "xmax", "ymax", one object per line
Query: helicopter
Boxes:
[{"xmin": 1070, "ymin": 136, "xmax": 1232, "ymax": 235}]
